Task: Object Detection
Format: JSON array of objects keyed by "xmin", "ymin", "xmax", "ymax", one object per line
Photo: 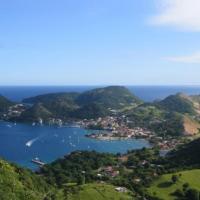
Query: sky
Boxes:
[{"xmin": 0, "ymin": 0, "xmax": 200, "ymax": 86}]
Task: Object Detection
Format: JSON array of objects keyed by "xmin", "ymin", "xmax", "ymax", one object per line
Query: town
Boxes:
[{"xmin": 1, "ymin": 104, "xmax": 191, "ymax": 153}]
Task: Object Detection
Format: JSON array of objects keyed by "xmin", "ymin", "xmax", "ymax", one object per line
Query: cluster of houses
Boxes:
[
  {"xmin": 84, "ymin": 116, "xmax": 153, "ymax": 140},
  {"xmin": 2, "ymin": 104, "xmax": 26, "ymax": 119},
  {"xmin": 97, "ymin": 166, "xmax": 120, "ymax": 178},
  {"xmin": 155, "ymin": 137, "xmax": 185, "ymax": 150}
]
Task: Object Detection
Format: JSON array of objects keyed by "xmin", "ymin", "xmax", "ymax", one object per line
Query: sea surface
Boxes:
[
  {"xmin": 0, "ymin": 121, "xmax": 150, "ymax": 170},
  {"xmin": 0, "ymin": 85, "xmax": 200, "ymax": 170}
]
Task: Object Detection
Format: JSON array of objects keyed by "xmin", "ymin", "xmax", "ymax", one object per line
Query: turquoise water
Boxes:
[{"xmin": 0, "ymin": 121, "xmax": 150, "ymax": 169}]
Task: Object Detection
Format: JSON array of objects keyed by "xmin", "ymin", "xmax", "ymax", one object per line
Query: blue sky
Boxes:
[{"xmin": 0, "ymin": 0, "xmax": 200, "ymax": 85}]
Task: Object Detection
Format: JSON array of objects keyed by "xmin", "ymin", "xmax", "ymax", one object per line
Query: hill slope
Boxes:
[
  {"xmin": 0, "ymin": 159, "xmax": 53, "ymax": 200},
  {"xmin": 0, "ymin": 95, "xmax": 13, "ymax": 113},
  {"xmin": 68, "ymin": 183, "xmax": 133, "ymax": 200},
  {"xmin": 18, "ymin": 103, "xmax": 53, "ymax": 122},
  {"xmin": 23, "ymin": 92, "xmax": 79, "ymax": 118},
  {"xmin": 168, "ymin": 137, "xmax": 200, "ymax": 167},
  {"xmin": 156, "ymin": 93, "xmax": 196, "ymax": 115},
  {"xmin": 76, "ymin": 86, "xmax": 141, "ymax": 109},
  {"xmin": 148, "ymin": 169, "xmax": 200, "ymax": 200},
  {"xmin": 20, "ymin": 86, "xmax": 142, "ymax": 121}
]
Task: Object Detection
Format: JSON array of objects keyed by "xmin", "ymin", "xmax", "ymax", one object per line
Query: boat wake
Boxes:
[{"xmin": 25, "ymin": 136, "xmax": 40, "ymax": 147}]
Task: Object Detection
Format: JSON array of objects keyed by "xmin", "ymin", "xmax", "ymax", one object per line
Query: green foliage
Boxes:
[
  {"xmin": 66, "ymin": 183, "xmax": 134, "ymax": 200},
  {"xmin": 0, "ymin": 159, "xmax": 53, "ymax": 200},
  {"xmin": 168, "ymin": 138, "xmax": 200, "ymax": 167},
  {"xmin": 0, "ymin": 95, "xmax": 13, "ymax": 113},
  {"xmin": 157, "ymin": 93, "xmax": 196, "ymax": 115},
  {"xmin": 151, "ymin": 112, "xmax": 184, "ymax": 136},
  {"xmin": 23, "ymin": 92, "xmax": 79, "ymax": 105},
  {"xmin": 76, "ymin": 86, "xmax": 142, "ymax": 109},
  {"xmin": 171, "ymin": 174, "xmax": 179, "ymax": 184},
  {"xmin": 126, "ymin": 103, "xmax": 185, "ymax": 136},
  {"xmin": 147, "ymin": 169, "xmax": 200, "ymax": 200},
  {"xmin": 71, "ymin": 102, "xmax": 109, "ymax": 119},
  {"xmin": 40, "ymin": 151, "xmax": 116, "ymax": 186},
  {"xmin": 18, "ymin": 103, "xmax": 53, "ymax": 122},
  {"xmin": 20, "ymin": 86, "xmax": 142, "ymax": 121},
  {"xmin": 23, "ymin": 92, "xmax": 79, "ymax": 119}
]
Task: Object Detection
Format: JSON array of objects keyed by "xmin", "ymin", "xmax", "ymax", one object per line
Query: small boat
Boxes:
[{"xmin": 31, "ymin": 157, "xmax": 46, "ymax": 166}]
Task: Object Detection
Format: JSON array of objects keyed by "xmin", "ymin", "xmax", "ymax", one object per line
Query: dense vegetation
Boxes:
[
  {"xmin": 18, "ymin": 103, "xmax": 53, "ymax": 122},
  {"xmin": 145, "ymin": 137, "xmax": 200, "ymax": 200},
  {"xmin": 20, "ymin": 86, "xmax": 142, "ymax": 121},
  {"xmin": 0, "ymin": 95, "xmax": 13, "ymax": 113},
  {"xmin": 1, "ymin": 137, "xmax": 200, "ymax": 200},
  {"xmin": 23, "ymin": 93, "xmax": 79, "ymax": 119},
  {"xmin": 156, "ymin": 93, "xmax": 196, "ymax": 115},
  {"xmin": 65, "ymin": 183, "xmax": 134, "ymax": 200},
  {"xmin": 75, "ymin": 86, "xmax": 141, "ymax": 109},
  {"xmin": 2, "ymin": 86, "xmax": 200, "ymax": 137},
  {"xmin": 168, "ymin": 138, "xmax": 200, "ymax": 168},
  {"xmin": 40, "ymin": 151, "xmax": 116, "ymax": 186},
  {"xmin": 126, "ymin": 104, "xmax": 185, "ymax": 136},
  {"xmin": 148, "ymin": 170, "xmax": 200, "ymax": 200},
  {"xmin": 0, "ymin": 159, "xmax": 55, "ymax": 200}
]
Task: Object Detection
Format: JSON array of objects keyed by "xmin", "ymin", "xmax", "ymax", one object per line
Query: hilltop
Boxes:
[
  {"xmin": 156, "ymin": 93, "xmax": 196, "ymax": 115},
  {"xmin": 75, "ymin": 86, "xmax": 141, "ymax": 109},
  {"xmin": 2, "ymin": 87, "xmax": 200, "ymax": 137},
  {"xmin": 20, "ymin": 86, "xmax": 142, "ymax": 121},
  {"xmin": 125, "ymin": 93, "xmax": 200, "ymax": 136}
]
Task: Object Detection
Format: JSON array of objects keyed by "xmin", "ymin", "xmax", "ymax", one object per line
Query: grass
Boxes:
[
  {"xmin": 67, "ymin": 183, "xmax": 134, "ymax": 200},
  {"xmin": 147, "ymin": 169, "xmax": 200, "ymax": 200}
]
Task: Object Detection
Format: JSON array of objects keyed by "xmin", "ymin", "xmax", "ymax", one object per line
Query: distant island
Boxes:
[{"xmin": 1, "ymin": 86, "xmax": 200, "ymax": 151}]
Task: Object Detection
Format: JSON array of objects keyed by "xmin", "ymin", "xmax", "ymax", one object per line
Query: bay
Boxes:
[{"xmin": 0, "ymin": 121, "xmax": 150, "ymax": 169}]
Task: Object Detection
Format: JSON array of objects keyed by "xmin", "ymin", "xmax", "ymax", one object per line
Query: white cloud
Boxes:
[
  {"xmin": 165, "ymin": 52, "xmax": 200, "ymax": 63},
  {"xmin": 150, "ymin": 0, "xmax": 200, "ymax": 31}
]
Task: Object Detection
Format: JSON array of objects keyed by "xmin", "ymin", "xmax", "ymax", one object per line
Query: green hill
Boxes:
[
  {"xmin": 147, "ymin": 169, "xmax": 200, "ymax": 200},
  {"xmin": 71, "ymin": 102, "xmax": 109, "ymax": 119},
  {"xmin": 0, "ymin": 95, "xmax": 13, "ymax": 113},
  {"xmin": 67, "ymin": 183, "xmax": 133, "ymax": 200},
  {"xmin": 125, "ymin": 104, "xmax": 187, "ymax": 136},
  {"xmin": 157, "ymin": 93, "xmax": 196, "ymax": 115},
  {"xmin": 0, "ymin": 153, "xmax": 133, "ymax": 200},
  {"xmin": 168, "ymin": 137, "xmax": 200, "ymax": 167},
  {"xmin": 23, "ymin": 92, "xmax": 79, "ymax": 118},
  {"xmin": 0, "ymin": 159, "xmax": 54, "ymax": 200},
  {"xmin": 40, "ymin": 151, "xmax": 116, "ymax": 186},
  {"xmin": 23, "ymin": 92, "xmax": 79, "ymax": 105},
  {"xmin": 76, "ymin": 86, "xmax": 141, "ymax": 109},
  {"xmin": 18, "ymin": 103, "xmax": 53, "ymax": 122},
  {"xmin": 20, "ymin": 86, "xmax": 141, "ymax": 121}
]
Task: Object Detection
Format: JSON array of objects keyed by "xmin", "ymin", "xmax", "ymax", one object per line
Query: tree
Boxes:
[
  {"xmin": 185, "ymin": 189, "xmax": 200, "ymax": 200},
  {"xmin": 171, "ymin": 174, "xmax": 178, "ymax": 184}
]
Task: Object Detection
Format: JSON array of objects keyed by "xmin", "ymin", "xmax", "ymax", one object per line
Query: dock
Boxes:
[{"xmin": 31, "ymin": 158, "xmax": 46, "ymax": 166}]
